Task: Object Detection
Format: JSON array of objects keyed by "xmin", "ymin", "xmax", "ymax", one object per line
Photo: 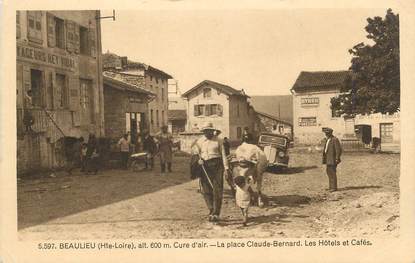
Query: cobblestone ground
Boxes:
[{"xmin": 18, "ymin": 150, "xmax": 400, "ymax": 240}]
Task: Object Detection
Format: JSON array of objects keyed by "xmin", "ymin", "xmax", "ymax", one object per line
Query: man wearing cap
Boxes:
[
  {"xmin": 192, "ymin": 122, "xmax": 229, "ymax": 222},
  {"xmin": 322, "ymin": 127, "xmax": 342, "ymax": 192}
]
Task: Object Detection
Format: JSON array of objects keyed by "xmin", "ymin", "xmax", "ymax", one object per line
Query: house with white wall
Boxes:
[
  {"xmin": 182, "ymin": 80, "xmax": 258, "ymax": 143},
  {"xmin": 291, "ymin": 71, "xmax": 400, "ymax": 151}
]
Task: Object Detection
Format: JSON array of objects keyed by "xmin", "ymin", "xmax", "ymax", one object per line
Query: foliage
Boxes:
[{"xmin": 331, "ymin": 9, "xmax": 400, "ymax": 116}]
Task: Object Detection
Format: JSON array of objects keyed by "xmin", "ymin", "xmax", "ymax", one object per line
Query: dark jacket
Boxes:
[
  {"xmin": 143, "ymin": 135, "xmax": 157, "ymax": 154},
  {"xmin": 190, "ymin": 154, "xmax": 203, "ymax": 180},
  {"xmin": 322, "ymin": 136, "xmax": 342, "ymax": 165}
]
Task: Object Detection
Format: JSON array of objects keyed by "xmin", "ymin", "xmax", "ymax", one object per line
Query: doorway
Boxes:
[{"xmin": 30, "ymin": 69, "xmax": 43, "ymax": 107}]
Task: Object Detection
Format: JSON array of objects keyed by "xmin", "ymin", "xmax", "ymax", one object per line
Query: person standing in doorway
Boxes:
[
  {"xmin": 193, "ymin": 122, "xmax": 229, "ymax": 223},
  {"xmin": 85, "ymin": 133, "xmax": 97, "ymax": 174},
  {"xmin": 118, "ymin": 133, "xmax": 131, "ymax": 170},
  {"xmin": 155, "ymin": 125, "xmax": 173, "ymax": 175},
  {"xmin": 322, "ymin": 127, "xmax": 342, "ymax": 192}
]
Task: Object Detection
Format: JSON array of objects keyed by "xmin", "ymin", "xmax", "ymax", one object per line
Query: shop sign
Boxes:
[{"xmin": 17, "ymin": 45, "xmax": 75, "ymax": 70}]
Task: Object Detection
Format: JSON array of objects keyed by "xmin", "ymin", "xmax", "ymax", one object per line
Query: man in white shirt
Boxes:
[
  {"xmin": 192, "ymin": 122, "xmax": 229, "ymax": 223},
  {"xmin": 118, "ymin": 133, "xmax": 130, "ymax": 169}
]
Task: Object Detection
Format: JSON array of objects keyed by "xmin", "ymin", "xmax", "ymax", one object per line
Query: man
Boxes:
[
  {"xmin": 234, "ymin": 135, "xmax": 268, "ymax": 207},
  {"xmin": 118, "ymin": 133, "xmax": 130, "ymax": 169},
  {"xmin": 242, "ymin": 127, "xmax": 253, "ymax": 143},
  {"xmin": 155, "ymin": 125, "xmax": 173, "ymax": 175},
  {"xmin": 223, "ymin": 137, "xmax": 230, "ymax": 156},
  {"xmin": 322, "ymin": 127, "xmax": 342, "ymax": 192},
  {"xmin": 193, "ymin": 122, "xmax": 229, "ymax": 223},
  {"xmin": 142, "ymin": 129, "xmax": 157, "ymax": 170}
]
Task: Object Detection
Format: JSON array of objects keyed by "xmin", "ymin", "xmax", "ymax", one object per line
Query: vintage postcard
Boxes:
[{"xmin": 1, "ymin": 0, "xmax": 414, "ymax": 262}]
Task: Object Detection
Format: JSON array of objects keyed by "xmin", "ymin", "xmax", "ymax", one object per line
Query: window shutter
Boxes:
[
  {"xmin": 27, "ymin": 11, "xmax": 36, "ymax": 40},
  {"xmin": 66, "ymin": 20, "xmax": 74, "ymax": 52},
  {"xmin": 22, "ymin": 66, "xmax": 31, "ymax": 108},
  {"xmin": 16, "ymin": 11, "xmax": 21, "ymax": 39},
  {"xmin": 89, "ymin": 26, "xmax": 96, "ymax": 57},
  {"xmin": 68, "ymin": 77, "xmax": 79, "ymax": 111},
  {"xmin": 46, "ymin": 13, "xmax": 56, "ymax": 47},
  {"xmin": 218, "ymin": 104, "xmax": 223, "ymax": 116},
  {"xmin": 205, "ymin": 104, "xmax": 211, "ymax": 116},
  {"xmin": 194, "ymin": 105, "xmax": 198, "ymax": 116},
  {"xmin": 73, "ymin": 23, "xmax": 80, "ymax": 54},
  {"xmin": 16, "ymin": 64, "xmax": 23, "ymax": 107}
]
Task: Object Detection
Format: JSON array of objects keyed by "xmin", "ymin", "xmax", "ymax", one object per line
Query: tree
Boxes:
[{"xmin": 331, "ymin": 9, "xmax": 400, "ymax": 116}]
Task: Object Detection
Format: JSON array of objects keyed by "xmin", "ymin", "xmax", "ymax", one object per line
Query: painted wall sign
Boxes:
[{"xmin": 17, "ymin": 45, "xmax": 75, "ymax": 70}]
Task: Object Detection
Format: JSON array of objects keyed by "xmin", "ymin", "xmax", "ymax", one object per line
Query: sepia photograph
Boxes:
[{"xmin": 13, "ymin": 8, "xmax": 402, "ymax": 241}]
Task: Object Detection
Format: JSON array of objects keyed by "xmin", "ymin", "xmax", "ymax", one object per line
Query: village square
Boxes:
[{"xmin": 15, "ymin": 9, "xmax": 400, "ymax": 239}]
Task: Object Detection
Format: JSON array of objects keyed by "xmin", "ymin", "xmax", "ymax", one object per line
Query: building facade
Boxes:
[
  {"xmin": 102, "ymin": 52, "xmax": 172, "ymax": 134},
  {"xmin": 182, "ymin": 80, "xmax": 258, "ymax": 142},
  {"xmin": 16, "ymin": 10, "xmax": 104, "ymax": 174},
  {"xmin": 103, "ymin": 74, "xmax": 155, "ymax": 144},
  {"xmin": 291, "ymin": 71, "xmax": 400, "ymax": 149},
  {"xmin": 168, "ymin": 110, "xmax": 187, "ymax": 135}
]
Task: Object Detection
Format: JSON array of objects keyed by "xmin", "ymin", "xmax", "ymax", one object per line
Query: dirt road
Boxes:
[{"xmin": 18, "ymin": 150, "xmax": 399, "ymax": 240}]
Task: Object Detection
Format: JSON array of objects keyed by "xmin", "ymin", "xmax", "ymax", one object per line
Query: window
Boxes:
[
  {"xmin": 150, "ymin": 109, "xmax": 154, "ymax": 125},
  {"xmin": 237, "ymin": 103, "xmax": 240, "ymax": 117},
  {"xmin": 55, "ymin": 17, "xmax": 65, "ymax": 49},
  {"xmin": 150, "ymin": 76, "xmax": 153, "ymax": 82},
  {"xmin": 156, "ymin": 110, "xmax": 159, "ymax": 127},
  {"xmin": 79, "ymin": 79, "xmax": 94, "ymax": 123},
  {"xmin": 27, "ymin": 11, "xmax": 43, "ymax": 43},
  {"xmin": 298, "ymin": 117, "xmax": 317, "ymax": 126},
  {"xmin": 203, "ymin": 88, "xmax": 212, "ymax": 98},
  {"xmin": 30, "ymin": 69, "xmax": 44, "ymax": 107},
  {"xmin": 161, "ymin": 88, "xmax": 164, "ymax": 101},
  {"xmin": 156, "ymin": 78, "xmax": 159, "ymax": 84},
  {"xmin": 237, "ymin": 127, "xmax": 242, "ymax": 139},
  {"xmin": 162, "ymin": 110, "xmax": 165, "ymax": 125},
  {"xmin": 301, "ymin": 97, "xmax": 319, "ymax": 106},
  {"xmin": 79, "ymin": 26, "xmax": 89, "ymax": 55},
  {"xmin": 56, "ymin": 73, "xmax": 68, "ymax": 108},
  {"xmin": 194, "ymin": 105, "xmax": 205, "ymax": 116}
]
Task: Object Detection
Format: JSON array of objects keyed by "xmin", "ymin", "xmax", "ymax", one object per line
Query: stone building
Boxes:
[
  {"xmin": 256, "ymin": 111, "xmax": 293, "ymax": 139},
  {"xmin": 168, "ymin": 110, "xmax": 187, "ymax": 135},
  {"xmin": 182, "ymin": 80, "xmax": 259, "ymax": 143},
  {"xmin": 291, "ymin": 70, "xmax": 400, "ymax": 150},
  {"xmin": 102, "ymin": 52, "xmax": 173, "ymax": 134},
  {"xmin": 16, "ymin": 10, "xmax": 104, "ymax": 174},
  {"xmin": 103, "ymin": 74, "xmax": 155, "ymax": 144}
]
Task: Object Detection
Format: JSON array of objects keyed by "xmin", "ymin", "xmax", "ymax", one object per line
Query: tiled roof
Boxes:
[
  {"xmin": 102, "ymin": 52, "xmax": 173, "ymax": 79},
  {"xmin": 255, "ymin": 111, "xmax": 293, "ymax": 126},
  {"xmin": 250, "ymin": 95, "xmax": 293, "ymax": 124},
  {"xmin": 103, "ymin": 75, "xmax": 155, "ymax": 97},
  {"xmin": 291, "ymin": 70, "xmax": 352, "ymax": 92},
  {"xmin": 168, "ymin": 110, "xmax": 187, "ymax": 121},
  {"xmin": 182, "ymin": 80, "xmax": 248, "ymax": 98}
]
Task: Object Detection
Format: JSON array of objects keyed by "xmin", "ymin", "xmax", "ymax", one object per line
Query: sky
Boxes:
[{"xmin": 100, "ymin": 8, "xmax": 387, "ymax": 96}]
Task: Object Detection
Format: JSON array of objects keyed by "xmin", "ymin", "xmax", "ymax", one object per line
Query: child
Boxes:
[{"xmin": 234, "ymin": 175, "xmax": 253, "ymax": 226}]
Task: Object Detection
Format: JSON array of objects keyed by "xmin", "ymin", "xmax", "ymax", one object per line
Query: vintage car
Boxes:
[{"xmin": 257, "ymin": 132, "xmax": 290, "ymax": 170}]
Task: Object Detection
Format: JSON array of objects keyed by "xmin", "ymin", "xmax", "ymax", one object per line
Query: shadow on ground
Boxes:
[
  {"xmin": 279, "ymin": 166, "xmax": 319, "ymax": 174},
  {"xmin": 338, "ymin": 185, "xmax": 382, "ymax": 191},
  {"xmin": 17, "ymin": 155, "xmax": 194, "ymax": 230}
]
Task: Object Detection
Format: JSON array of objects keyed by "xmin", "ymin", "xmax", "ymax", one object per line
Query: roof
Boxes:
[
  {"xmin": 102, "ymin": 52, "xmax": 173, "ymax": 79},
  {"xmin": 291, "ymin": 70, "xmax": 352, "ymax": 92},
  {"xmin": 168, "ymin": 110, "xmax": 187, "ymax": 121},
  {"xmin": 182, "ymin": 80, "xmax": 248, "ymax": 98},
  {"xmin": 250, "ymin": 95, "xmax": 292, "ymax": 124},
  {"xmin": 103, "ymin": 75, "xmax": 155, "ymax": 97},
  {"xmin": 255, "ymin": 111, "xmax": 293, "ymax": 126}
]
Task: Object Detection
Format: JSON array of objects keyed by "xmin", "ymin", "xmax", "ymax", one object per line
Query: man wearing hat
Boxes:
[
  {"xmin": 322, "ymin": 127, "xmax": 342, "ymax": 192},
  {"xmin": 192, "ymin": 122, "xmax": 229, "ymax": 222}
]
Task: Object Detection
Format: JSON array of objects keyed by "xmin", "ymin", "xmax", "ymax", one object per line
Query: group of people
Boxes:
[
  {"xmin": 118, "ymin": 125, "xmax": 174, "ymax": 175},
  {"xmin": 66, "ymin": 133, "xmax": 99, "ymax": 175},
  {"xmin": 190, "ymin": 123, "xmax": 267, "ymax": 225},
  {"xmin": 190, "ymin": 122, "xmax": 343, "ymax": 226}
]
